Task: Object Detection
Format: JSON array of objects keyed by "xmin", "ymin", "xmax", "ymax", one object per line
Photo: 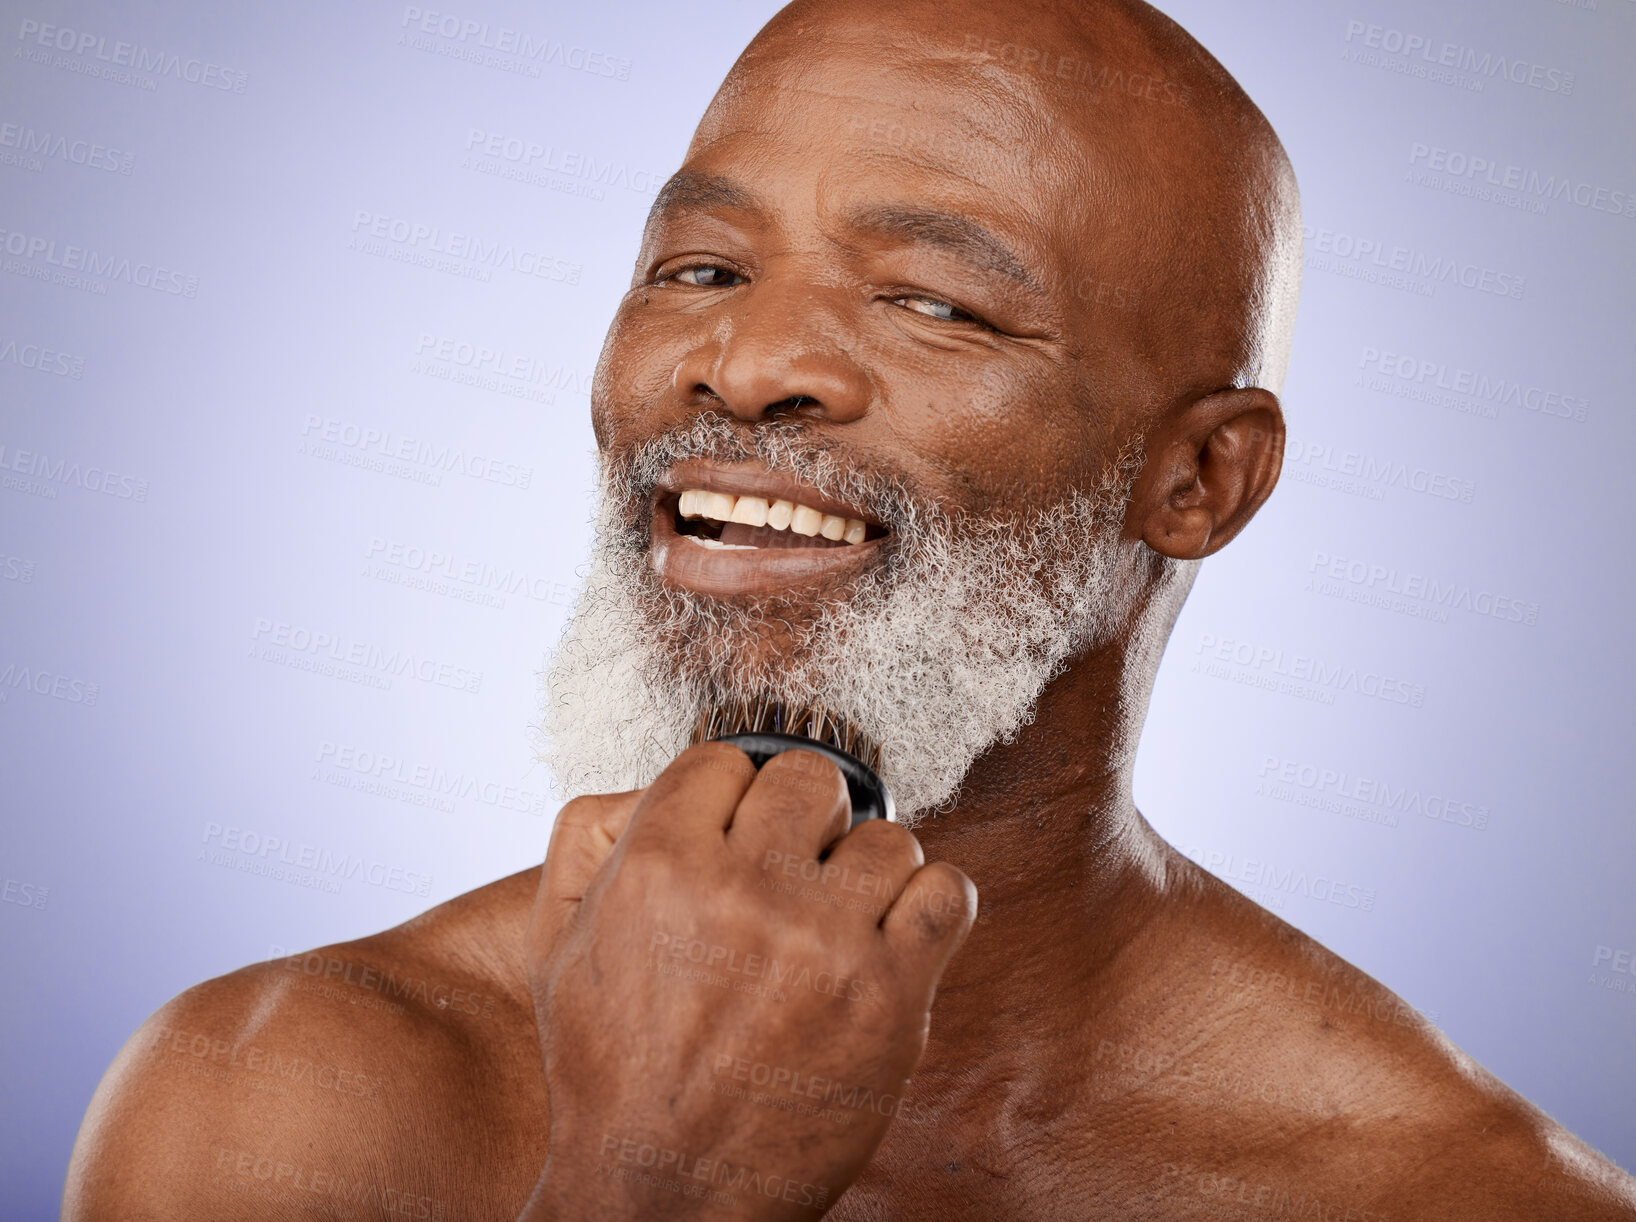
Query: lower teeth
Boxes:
[{"xmin": 686, "ymin": 535, "xmax": 757, "ymax": 550}]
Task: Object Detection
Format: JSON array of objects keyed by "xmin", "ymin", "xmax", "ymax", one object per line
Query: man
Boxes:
[{"xmin": 64, "ymin": 0, "xmax": 1636, "ymax": 1217}]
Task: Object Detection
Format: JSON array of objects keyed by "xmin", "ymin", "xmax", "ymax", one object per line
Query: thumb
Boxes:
[{"xmin": 527, "ymin": 790, "xmax": 643, "ymax": 957}]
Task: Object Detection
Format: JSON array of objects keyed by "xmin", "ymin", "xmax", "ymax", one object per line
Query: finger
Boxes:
[
  {"xmin": 795, "ymin": 818, "xmax": 925, "ymax": 922},
  {"xmin": 530, "ymin": 790, "xmax": 643, "ymax": 953},
  {"xmin": 727, "ymin": 748, "xmax": 852, "ymax": 866},
  {"xmin": 623, "ymin": 741, "xmax": 759, "ymax": 844},
  {"xmin": 881, "ymin": 861, "xmax": 978, "ymax": 979}
]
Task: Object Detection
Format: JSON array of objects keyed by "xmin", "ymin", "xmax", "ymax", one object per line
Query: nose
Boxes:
[{"xmin": 670, "ymin": 283, "xmax": 872, "ymax": 424}]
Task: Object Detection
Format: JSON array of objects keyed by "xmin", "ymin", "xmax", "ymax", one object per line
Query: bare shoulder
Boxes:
[
  {"xmin": 1375, "ymin": 1117, "xmax": 1636, "ymax": 1220},
  {"xmin": 1122, "ymin": 853, "xmax": 1636, "ymax": 1219},
  {"xmin": 64, "ymin": 867, "xmax": 547, "ymax": 1221}
]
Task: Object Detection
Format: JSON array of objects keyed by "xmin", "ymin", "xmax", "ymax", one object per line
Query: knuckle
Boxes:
[
  {"xmin": 616, "ymin": 831, "xmax": 684, "ymax": 880},
  {"xmin": 556, "ymin": 792, "xmax": 605, "ymax": 825},
  {"xmin": 700, "ymin": 882, "xmax": 765, "ymax": 932},
  {"xmin": 847, "ymin": 818, "xmax": 924, "ymax": 867},
  {"xmin": 757, "ymin": 750, "xmax": 847, "ymax": 809},
  {"xmin": 615, "ymin": 827, "xmax": 696, "ymax": 883},
  {"xmin": 924, "ymin": 861, "xmax": 975, "ymax": 896},
  {"xmin": 606, "ymin": 838, "xmax": 704, "ymax": 909},
  {"xmin": 678, "ymin": 740, "xmax": 756, "ymax": 780},
  {"xmin": 642, "ymin": 743, "xmax": 754, "ymax": 806},
  {"xmin": 904, "ymin": 868, "xmax": 976, "ymax": 939},
  {"xmin": 775, "ymin": 920, "xmax": 832, "ymax": 965}
]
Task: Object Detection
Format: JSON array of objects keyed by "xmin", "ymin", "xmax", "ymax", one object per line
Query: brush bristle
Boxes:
[{"xmin": 690, "ymin": 694, "xmax": 883, "ymax": 772}]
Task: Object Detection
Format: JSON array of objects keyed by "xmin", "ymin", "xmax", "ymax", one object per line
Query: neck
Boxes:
[{"xmin": 906, "ymin": 636, "xmax": 1176, "ymax": 1039}]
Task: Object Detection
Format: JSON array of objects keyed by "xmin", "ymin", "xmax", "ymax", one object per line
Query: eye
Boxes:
[
  {"xmin": 893, "ymin": 295, "xmax": 977, "ymax": 323},
  {"xmin": 668, "ymin": 264, "xmax": 743, "ymax": 288}
]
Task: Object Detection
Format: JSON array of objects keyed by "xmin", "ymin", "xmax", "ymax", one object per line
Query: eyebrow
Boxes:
[
  {"xmin": 647, "ymin": 173, "xmax": 1041, "ymax": 295},
  {"xmin": 844, "ymin": 204, "xmax": 1042, "ymax": 293},
  {"xmin": 647, "ymin": 170, "xmax": 760, "ymax": 229}
]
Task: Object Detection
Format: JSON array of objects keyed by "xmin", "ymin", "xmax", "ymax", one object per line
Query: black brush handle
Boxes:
[{"xmin": 711, "ymin": 732, "xmax": 895, "ymax": 827}]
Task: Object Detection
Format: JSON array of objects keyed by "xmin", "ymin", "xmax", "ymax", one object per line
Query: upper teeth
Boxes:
[{"xmin": 679, "ymin": 490, "xmax": 868, "ymax": 545}]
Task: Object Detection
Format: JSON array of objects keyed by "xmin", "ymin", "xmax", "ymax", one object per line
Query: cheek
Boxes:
[
  {"xmin": 878, "ymin": 357, "xmax": 1087, "ymax": 513},
  {"xmin": 591, "ymin": 298, "xmax": 689, "ymax": 450}
]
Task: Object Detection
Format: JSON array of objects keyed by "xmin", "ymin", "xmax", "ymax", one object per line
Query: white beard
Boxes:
[{"xmin": 540, "ymin": 414, "xmax": 1141, "ymax": 828}]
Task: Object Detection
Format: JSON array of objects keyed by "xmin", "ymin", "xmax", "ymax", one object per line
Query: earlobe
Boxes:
[
  {"xmin": 1143, "ymin": 501, "xmax": 1215, "ymax": 560},
  {"xmin": 1135, "ymin": 387, "xmax": 1284, "ymax": 562}
]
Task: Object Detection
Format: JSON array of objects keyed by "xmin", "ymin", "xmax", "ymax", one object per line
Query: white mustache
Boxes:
[{"xmin": 602, "ymin": 411, "xmax": 917, "ymax": 538}]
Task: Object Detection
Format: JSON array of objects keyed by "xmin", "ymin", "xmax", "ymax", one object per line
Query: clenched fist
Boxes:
[{"xmin": 517, "ymin": 741, "xmax": 977, "ymax": 1221}]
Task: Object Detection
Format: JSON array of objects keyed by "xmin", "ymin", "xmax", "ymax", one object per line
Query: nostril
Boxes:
[{"xmin": 767, "ymin": 395, "xmax": 818, "ymax": 413}]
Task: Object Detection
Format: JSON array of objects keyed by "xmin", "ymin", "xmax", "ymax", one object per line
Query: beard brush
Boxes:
[{"xmin": 690, "ymin": 694, "xmax": 895, "ymax": 826}]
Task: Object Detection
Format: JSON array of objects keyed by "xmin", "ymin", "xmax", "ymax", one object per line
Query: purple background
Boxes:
[{"xmin": 2, "ymin": 0, "xmax": 1632, "ymax": 1215}]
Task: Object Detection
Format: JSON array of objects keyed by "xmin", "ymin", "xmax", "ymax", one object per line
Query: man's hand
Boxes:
[{"xmin": 518, "ymin": 741, "xmax": 976, "ymax": 1221}]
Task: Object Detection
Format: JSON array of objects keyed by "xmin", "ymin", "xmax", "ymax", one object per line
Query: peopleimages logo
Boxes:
[
  {"xmin": 0, "ymin": 441, "xmax": 150, "ymax": 501},
  {"xmin": 251, "ymin": 618, "xmax": 484, "ymax": 695},
  {"xmin": 1409, "ymin": 143, "xmax": 1635, "ymax": 219},
  {"xmin": 0, "ymin": 120, "xmax": 134, "ymax": 174},
  {"xmin": 0, "ymin": 226, "xmax": 199, "ymax": 297},
  {"xmin": 317, "ymin": 741, "xmax": 549, "ymax": 816},
  {"xmin": 1192, "ymin": 633, "xmax": 1427, "ymax": 708},
  {"xmin": 1593, "ymin": 946, "xmax": 1636, "ymax": 977},
  {"xmin": 1285, "ymin": 438, "xmax": 1475, "ymax": 504},
  {"xmin": 959, "ymin": 33, "xmax": 1193, "ymax": 105},
  {"xmin": 463, "ymin": 129, "xmax": 664, "ymax": 196},
  {"xmin": 1358, "ymin": 347, "xmax": 1589, "ymax": 423},
  {"xmin": 1257, "ymin": 755, "xmax": 1490, "ymax": 831},
  {"xmin": 399, "ymin": 7, "xmax": 631, "ymax": 80},
  {"xmin": 299, "ymin": 415, "xmax": 533, "ymax": 490},
  {"xmin": 1, "ymin": 876, "xmax": 49, "ymax": 910},
  {"xmin": 413, "ymin": 333, "xmax": 594, "ymax": 397},
  {"xmin": 14, "ymin": 17, "xmax": 250, "ymax": 92},
  {"xmin": 1342, "ymin": 20, "xmax": 1575, "ymax": 93},
  {"xmin": 1303, "ymin": 225, "xmax": 1523, "ymax": 299},
  {"xmin": 365, "ymin": 537, "xmax": 573, "ymax": 607},
  {"xmin": 0, "ymin": 553, "xmax": 36, "ymax": 583},
  {"xmin": 1183, "ymin": 846, "xmax": 1377, "ymax": 912},
  {"xmin": 200, "ymin": 823, "xmax": 433, "ymax": 897},
  {"xmin": 0, "ymin": 338, "xmax": 84, "ymax": 379},
  {"xmin": 1307, "ymin": 552, "xmax": 1541, "ymax": 627},
  {"xmin": 0, "ymin": 660, "xmax": 99, "ymax": 705},
  {"xmin": 350, "ymin": 210, "xmax": 581, "ymax": 285}
]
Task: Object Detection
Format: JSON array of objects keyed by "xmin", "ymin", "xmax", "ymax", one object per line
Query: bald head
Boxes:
[{"xmin": 702, "ymin": 0, "xmax": 1302, "ymax": 411}]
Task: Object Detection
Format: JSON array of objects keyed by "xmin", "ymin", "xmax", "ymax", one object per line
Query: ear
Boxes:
[{"xmin": 1131, "ymin": 387, "xmax": 1284, "ymax": 560}]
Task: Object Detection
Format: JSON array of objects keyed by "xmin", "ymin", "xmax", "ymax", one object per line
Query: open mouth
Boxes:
[
  {"xmin": 647, "ymin": 462, "xmax": 893, "ymax": 597},
  {"xmin": 667, "ymin": 489, "xmax": 890, "ymax": 551}
]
